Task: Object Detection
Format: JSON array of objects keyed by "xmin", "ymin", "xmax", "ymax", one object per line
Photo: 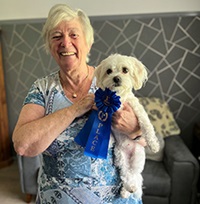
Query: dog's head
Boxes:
[{"xmin": 95, "ymin": 54, "xmax": 148, "ymax": 96}]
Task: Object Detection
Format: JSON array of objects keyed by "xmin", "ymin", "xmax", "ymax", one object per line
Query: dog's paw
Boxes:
[
  {"xmin": 129, "ymin": 185, "xmax": 137, "ymax": 193},
  {"xmin": 151, "ymin": 142, "xmax": 160, "ymax": 153},
  {"xmin": 120, "ymin": 187, "xmax": 131, "ymax": 198}
]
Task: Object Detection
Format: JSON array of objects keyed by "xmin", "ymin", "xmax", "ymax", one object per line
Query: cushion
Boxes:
[
  {"xmin": 138, "ymin": 97, "xmax": 180, "ymax": 161},
  {"xmin": 139, "ymin": 97, "xmax": 180, "ymax": 137}
]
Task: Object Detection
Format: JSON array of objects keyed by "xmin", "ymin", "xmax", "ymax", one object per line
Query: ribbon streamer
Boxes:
[{"xmin": 75, "ymin": 88, "xmax": 121, "ymax": 159}]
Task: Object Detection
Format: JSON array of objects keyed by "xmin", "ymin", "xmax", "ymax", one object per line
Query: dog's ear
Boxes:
[{"xmin": 131, "ymin": 57, "xmax": 148, "ymax": 90}]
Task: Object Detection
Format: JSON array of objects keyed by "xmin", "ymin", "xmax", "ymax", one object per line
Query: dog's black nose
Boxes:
[{"xmin": 113, "ymin": 76, "xmax": 121, "ymax": 86}]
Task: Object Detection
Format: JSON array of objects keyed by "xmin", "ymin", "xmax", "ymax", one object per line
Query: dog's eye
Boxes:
[
  {"xmin": 122, "ymin": 67, "xmax": 129, "ymax": 74},
  {"xmin": 106, "ymin": 69, "xmax": 113, "ymax": 75}
]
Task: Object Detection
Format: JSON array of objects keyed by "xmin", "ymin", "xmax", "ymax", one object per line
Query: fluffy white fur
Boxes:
[{"xmin": 94, "ymin": 54, "xmax": 160, "ymax": 199}]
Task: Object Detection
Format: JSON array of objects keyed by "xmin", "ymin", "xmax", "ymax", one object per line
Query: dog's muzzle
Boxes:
[{"xmin": 113, "ymin": 76, "xmax": 121, "ymax": 87}]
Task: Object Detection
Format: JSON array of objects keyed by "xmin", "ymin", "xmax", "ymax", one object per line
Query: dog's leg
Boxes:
[
  {"xmin": 130, "ymin": 144, "xmax": 145, "ymax": 173},
  {"xmin": 128, "ymin": 144, "xmax": 145, "ymax": 199},
  {"xmin": 120, "ymin": 185, "xmax": 132, "ymax": 198},
  {"xmin": 129, "ymin": 98, "xmax": 160, "ymax": 153},
  {"xmin": 140, "ymin": 117, "xmax": 160, "ymax": 153},
  {"xmin": 114, "ymin": 141, "xmax": 145, "ymax": 199},
  {"xmin": 114, "ymin": 145, "xmax": 132, "ymax": 198}
]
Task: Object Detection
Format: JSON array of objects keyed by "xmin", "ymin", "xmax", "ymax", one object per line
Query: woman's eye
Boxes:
[
  {"xmin": 122, "ymin": 67, "xmax": 129, "ymax": 74},
  {"xmin": 52, "ymin": 35, "xmax": 61, "ymax": 40},
  {"xmin": 70, "ymin": 33, "xmax": 78, "ymax": 38},
  {"xmin": 106, "ymin": 69, "xmax": 113, "ymax": 75}
]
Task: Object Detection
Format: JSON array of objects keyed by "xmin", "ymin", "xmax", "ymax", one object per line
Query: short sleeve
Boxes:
[{"xmin": 23, "ymin": 81, "xmax": 45, "ymax": 107}]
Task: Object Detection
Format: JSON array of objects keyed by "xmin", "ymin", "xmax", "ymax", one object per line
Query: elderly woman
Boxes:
[{"xmin": 13, "ymin": 4, "xmax": 144, "ymax": 204}]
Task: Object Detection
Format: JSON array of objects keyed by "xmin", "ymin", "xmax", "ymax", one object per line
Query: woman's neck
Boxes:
[
  {"xmin": 60, "ymin": 64, "xmax": 89, "ymax": 84},
  {"xmin": 59, "ymin": 65, "xmax": 94, "ymax": 100}
]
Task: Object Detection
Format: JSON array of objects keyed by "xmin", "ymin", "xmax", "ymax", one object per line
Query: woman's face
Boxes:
[{"xmin": 49, "ymin": 19, "xmax": 90, "ymax": 71}]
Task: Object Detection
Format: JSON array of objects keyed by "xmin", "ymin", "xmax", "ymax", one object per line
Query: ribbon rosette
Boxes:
[{"xmin": 75, "ymin": 88, "xmax": 121, "ymax": 159}]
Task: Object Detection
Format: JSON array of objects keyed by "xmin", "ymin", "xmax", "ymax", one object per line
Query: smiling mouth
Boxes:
[{"xmin": 60, "ymin": 52, "xmax": 75, "ymax": 56}]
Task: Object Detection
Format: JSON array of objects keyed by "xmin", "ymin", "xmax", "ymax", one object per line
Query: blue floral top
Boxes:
[{"xmin": 24, "ymin": 71, "xmax": 142, "ymax": 204}]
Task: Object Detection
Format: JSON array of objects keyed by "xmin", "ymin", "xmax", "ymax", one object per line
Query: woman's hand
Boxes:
[
  {"xmin": 112, "ymin": 102, "xmax": 141, "ymax": 138},
  {"xmin": 73, "ymin": 93, "xmax": 95, "ymax": 117},
  {"xmin": 112, "ymin": 102, "xmax": 147, "ymax": 147}
]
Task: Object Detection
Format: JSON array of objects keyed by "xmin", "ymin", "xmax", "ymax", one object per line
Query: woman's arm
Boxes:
[
  {"xmin": 12, "ymin": 94, "xmax": 94, "ymax": 157},
  {"xmin": 112, "ymin": 102, "xmax": 146, "ymax": 146}
]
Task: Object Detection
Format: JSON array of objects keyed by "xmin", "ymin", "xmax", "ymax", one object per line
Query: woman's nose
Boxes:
[{"xmin": 61, "ymin": 36, "xmax": 71, "ymax": 47}]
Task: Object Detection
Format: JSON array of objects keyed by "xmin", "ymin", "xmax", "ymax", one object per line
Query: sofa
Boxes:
[{"xmin": 17, "ymin": 97, "xmax": 199, "ymax": 204}]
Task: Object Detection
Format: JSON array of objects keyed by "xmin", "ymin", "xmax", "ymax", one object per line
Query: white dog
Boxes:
[{"xmin": 94, "ymin": 54, "xmax": 160, "ymax": 199}]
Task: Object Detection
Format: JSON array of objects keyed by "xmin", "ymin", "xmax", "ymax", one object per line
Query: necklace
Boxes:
[{"xmin": 60, "ymin": 65, "xmax": 90, "ymax": 98}]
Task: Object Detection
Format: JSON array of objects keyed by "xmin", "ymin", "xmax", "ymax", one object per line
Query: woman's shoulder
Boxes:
[
  {"xmin": 32, "ymin": 71, "xmax": 60, "ymax": 91},
  {"xmin": 25, "ymin": 71, "xmax": 60, "ymax": 102},
  {"xmin": 35, "ymin": 71, "xmax": 59, "ymax": 85}
]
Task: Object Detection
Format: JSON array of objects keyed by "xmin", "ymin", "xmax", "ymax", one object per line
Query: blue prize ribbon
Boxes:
[{"xmin": 75, "ymin": 88, "xmax": 121, "ymax": 159}]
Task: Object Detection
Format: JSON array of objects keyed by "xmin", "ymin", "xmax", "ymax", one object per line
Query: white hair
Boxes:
[{"xmin": 42, "ymin": 4, "xmax": 94, "ymax": 53}]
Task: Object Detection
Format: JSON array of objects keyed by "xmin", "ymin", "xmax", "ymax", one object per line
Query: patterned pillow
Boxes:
[
  {"xmin": 139, "ymin": 97, "xmax": 181, "ymax": 137},
  {"xmin": 138, "ymin": 97, "xmax": 181, "ymax": 161}
]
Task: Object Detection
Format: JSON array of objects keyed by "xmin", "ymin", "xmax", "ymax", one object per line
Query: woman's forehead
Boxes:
[{"xmin": 52, "ymin": 19, "xmax": 83, "ymax": 32}]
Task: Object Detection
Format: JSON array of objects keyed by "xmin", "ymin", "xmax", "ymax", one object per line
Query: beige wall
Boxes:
[{"xmin": 0, "ymin": 0, "xmax": 200, "ymax": 21}]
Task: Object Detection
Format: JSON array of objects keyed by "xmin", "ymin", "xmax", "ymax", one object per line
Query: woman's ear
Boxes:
[{"xmin": 131, "ymin": 57, "xmax": 148, "ymax": 90}]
